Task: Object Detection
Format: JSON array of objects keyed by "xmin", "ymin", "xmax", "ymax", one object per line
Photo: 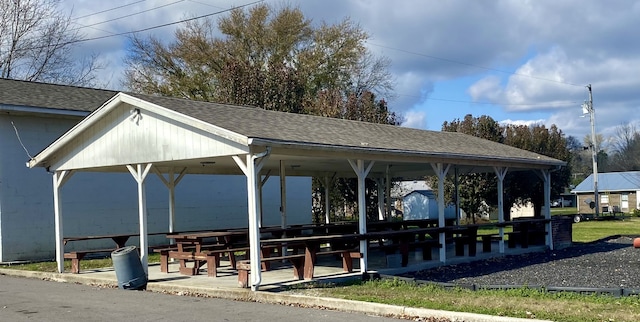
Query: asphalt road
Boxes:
[{"xmin": 0, "ymin": 275, "xmax": 401, "ymax": 321}]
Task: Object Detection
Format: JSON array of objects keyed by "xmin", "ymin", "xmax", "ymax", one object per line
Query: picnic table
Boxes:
[
  {"xmin": 63, "ymin": 233, "xmax": 144, "ymax": 248},
  {"xmin": 366, "ymin": 227, "xmax": 443, "ymax": 266},
  {"xmin": 235, "ymin": 233, "xmax": 364, "ymax": 287},
  {"xmin": 449, "ymin": 225, "xmax": 479, "ymax": 256},
  {"xmin": 62, "ymin": 232, "xmax": 170, "ymax": 274},
  {"xmin": 164, "ymin": 230, "xmax": 249, "ymax": 276},
  {"xmin": 498, "ymin": 218, "xmax": 550, "ymax": 248}
]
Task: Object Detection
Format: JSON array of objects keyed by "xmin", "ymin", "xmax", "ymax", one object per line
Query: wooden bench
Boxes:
[
  {"xmin": 453, "ymin": 235, "xmax": 477, "ymax": 257},
  {"xmin": 64, "ymin": 248, "xmax": 117, "ymax": 274},
  {"xmin": 305, "ymin": 248, "xmax": 362, "ymax": 277},
  {"xmin": 506, "ymin": 230, "xmax": 547, "ymax": 248},
  {"xmin": 62, "ymin": 230, "xmax": 211, "ymax": 274},
  {"xmin": 378, "ymin": 239, "xmax": 440, "ymax": 266},
  {"xmin": 236, "ymin": 254, "xmax": 306, "ymax": 288},
  {"xmin": 157, "ymin": 245, "xmax": 251, "ymax": 276},
  {"xmin": 151, "ymin": 245, "xmax": 181, "ymax": 273},
  {"xmin": 478, "ymin": 234, "xmax": 502, "ymax": 253},
  {"xmin": 503, "ymin": 218, "xmax": 549, "ymax": 249}
]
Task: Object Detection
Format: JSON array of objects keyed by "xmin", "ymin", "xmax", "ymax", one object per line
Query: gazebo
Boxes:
[{"xmin": 27, "ymin": 92, "xmax": 564, "ymax": 291}]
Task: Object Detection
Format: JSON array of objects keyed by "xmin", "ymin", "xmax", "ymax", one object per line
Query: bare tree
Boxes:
[
  {"xmin": 609, "ymin": 123, "xmax": 640, "ymax": 171},
  {"xmin": 0, "ymin": 0, "xmax": 101, "ymax": 86}
]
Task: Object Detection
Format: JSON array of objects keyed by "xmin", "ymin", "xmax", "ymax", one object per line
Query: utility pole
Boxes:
[{"xmin": 582, "ymin": 84, "xmax": 599, "ymax": 216}]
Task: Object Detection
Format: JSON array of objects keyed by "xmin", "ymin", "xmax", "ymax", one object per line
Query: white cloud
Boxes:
[
  {"xmin": 401, "ymin": 110, "xmax": 427, "ymax": 130},
  {"xmin": 469, "ymin": 47, "xmax": 585, "ymax": 109},
  {"xmin": 55, "ymin": 0, "xmax": 640, "ymax": 139},
  {"xmin": 468, "ymin": 76, "xmax": 502, "ymax": 102}
]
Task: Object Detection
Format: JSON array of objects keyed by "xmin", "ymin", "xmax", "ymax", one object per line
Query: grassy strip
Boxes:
[
  {"xmin": 572, "ymin": 217, "xmax": 640, "ymax": 242},
  {"xmin": 550, "ymin": 207, "xmax": 578, "ymax": 216},
  {"xmin": 295, "ymin": 278, "xmax": 640, "ymax": 322},
  {"xmin": 3, "ymin": 254, "xmax": 161, "ymax": 272}
]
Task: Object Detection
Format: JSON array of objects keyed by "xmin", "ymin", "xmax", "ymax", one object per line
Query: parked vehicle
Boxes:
[{"xmin": 551, "ymin": 199, "xmax": 572, "ymax": 207}]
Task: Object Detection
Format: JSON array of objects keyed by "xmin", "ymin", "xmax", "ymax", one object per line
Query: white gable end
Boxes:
[{"xmin": 49, "ymin": 100, "xmax": 249, "ymax": 170}]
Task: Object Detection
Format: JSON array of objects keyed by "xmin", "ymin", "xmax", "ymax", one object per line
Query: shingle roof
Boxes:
[
  {"xmin": 0, "ymin": 78, "xmax": 116, "ymax": 112},
  {"xmin": 572, "ymin": 171, "xmax": 640, "ymax": 193},
  {"xmin": 129, "ymin": 92, "xmax": 564, "ymax": 166}
]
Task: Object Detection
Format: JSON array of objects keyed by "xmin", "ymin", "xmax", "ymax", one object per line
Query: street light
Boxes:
[{"xmin": 581, "ymin": 84, "xmax": 599, "ymax": 216}]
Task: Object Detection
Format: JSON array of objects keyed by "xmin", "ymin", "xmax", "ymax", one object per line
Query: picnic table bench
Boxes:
[
  {"xmin": 62, "ymin": 230, "xmax": 212, "ymax": 274},
  {"xmin": 449, "ymin": 225, "xmax": 479, "ymax": 257},
  {"xmin": 368, "ymin": 227, "xmax": 443, "ymax": 266},
  {"xmin": 151, "ymin": 243, "xmax": 251, "ymax": 276},
  {"xmin": 236, "ymin": 234, "xmax": 364, "ymax": 288},
  {"xmin": 62, "ymin": 232, "xmax": 156, "ymax": 274},
  {"xmin": 500, "ymin": 218, "xmax": 549, "ymax": 249},
  {"xmin": 164, "ymin": 230, "xmax": 251, "ymax": 276},
  {"xmin": 477, "ymin": 233, "xmax": 502, "ymax": 252},
  {"xmin": 63, "ymin": 247, "xmax": 119, "ymax": 274}
]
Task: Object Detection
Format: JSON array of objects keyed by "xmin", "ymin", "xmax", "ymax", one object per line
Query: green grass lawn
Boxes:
[
  {"xmin": 550, "ymin": 206, "xmax": 578, "ymax": 216},
  {"xmin": 2, "ymin": 253, "xmax": 162, "ymax": 273},
  {"xmin": 572, "ymin": 216, "xmax": 640, "ymax": 242}
]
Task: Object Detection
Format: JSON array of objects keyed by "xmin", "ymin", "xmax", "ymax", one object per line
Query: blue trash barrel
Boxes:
[{"xmin": 111, "ymin": 246, "xmax": 147, "ymax": 290}]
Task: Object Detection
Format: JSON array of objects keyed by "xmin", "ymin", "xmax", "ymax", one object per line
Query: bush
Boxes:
[{"xmin": 631, "ymin": 208, "xmax": 640, "ymax": 217}]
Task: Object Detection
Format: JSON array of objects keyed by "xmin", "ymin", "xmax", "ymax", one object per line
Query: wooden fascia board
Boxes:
[
  {"xmin": 254, "ymin": 139, "xmax": 565, "ymax": 170},
  {"xmin": 0, "ymin": 104, "xmax": 90, "ymax": 117}
]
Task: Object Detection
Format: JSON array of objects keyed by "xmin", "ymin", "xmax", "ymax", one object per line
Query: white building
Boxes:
[{"xmin": 0, "ymin": 79, "xmax": 311, "ymax": 262}]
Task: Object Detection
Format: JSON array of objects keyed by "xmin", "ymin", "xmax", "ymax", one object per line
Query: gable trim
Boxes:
[{"xmin": 27, "ymin": 93, "xmax": 249, "ymax": 169}]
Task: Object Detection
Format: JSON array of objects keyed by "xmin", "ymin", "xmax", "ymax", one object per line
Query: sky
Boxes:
[{"xmin": 59, "ymin": 0, "xmax": 640, "ymax": 143}]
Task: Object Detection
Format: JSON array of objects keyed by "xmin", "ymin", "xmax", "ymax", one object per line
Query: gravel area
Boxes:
[{"xmin": 401, "ymin": 236, "xmax": 640, "ymax": 289}]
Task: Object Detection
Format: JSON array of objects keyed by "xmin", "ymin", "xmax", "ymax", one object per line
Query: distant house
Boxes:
[
  {"xmin": 571, "ymin": 171, "xmax": 640, "ymax": 214},
  {"xmin": 0, "ymin": 78, "xmax": 311, "ymax": 262},
  {"xmin": 402, "ymin": 190, "xmax": 457, "ymax": 220}
]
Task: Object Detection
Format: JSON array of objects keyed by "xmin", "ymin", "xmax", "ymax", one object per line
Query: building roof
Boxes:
[
  {"xmin": 28, "ymin": 91, "xmax": 565, "ymax": 178},
  {"xmin": 0, "ymin": 78, "xmax": 116, "ymax": 113},
  {"xmin": 403, "ymin": 190, "xmax": 436, "ymax": 199},
  {"xmin": 127, "ymin": 92, "xmax": 564, "ymax": 168},
  {"xmin": 0, "ymin": 78, "xmax": 563, "ymax": 173},
  {"xmin": 391, "ymin": 181, "xmax": 431, "ymax": 199},
  {"xmin": 572, "ymin": 171, "xmax": 640, "ymax": 193}
]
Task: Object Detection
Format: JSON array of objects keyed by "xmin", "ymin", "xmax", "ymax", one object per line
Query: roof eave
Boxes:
[
  {"xmin": 248, "ymin": 138, "xmax": 566, "ymax": 168},
  {"xmin": 1, "ymin": 104, "xmax": 90, "ymax": 117}
]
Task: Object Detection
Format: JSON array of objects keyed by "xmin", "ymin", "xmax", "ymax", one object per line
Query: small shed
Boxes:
[{"xmin": 402, "ymin": 190, "xmax": 456, "ymax": 220}]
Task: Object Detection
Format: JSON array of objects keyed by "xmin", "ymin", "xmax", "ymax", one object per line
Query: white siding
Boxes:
[
  {"xmin": 0, "ymin": 113, "xmax": 81, "ymax": 262},
  {"xmin": 53, "ymin": 103, "xmax": 249, "ymax": 170},
  {"xmin": 0, "ymin": 113, "xmax": 311, "ymax": 262}
]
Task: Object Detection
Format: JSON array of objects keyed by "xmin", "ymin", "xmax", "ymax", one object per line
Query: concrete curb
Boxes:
[{"xmin": 0, "ymin": 268, "xmax": 552, "ymax": 322}]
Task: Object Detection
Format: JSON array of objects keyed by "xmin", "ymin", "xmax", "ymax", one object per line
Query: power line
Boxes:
[
  {"xmin": 186, "ymin": 0, "xmax": 226, "ymax": 10},
  {"xmin": 367, "ymin": 42, "xmax": 584, "ymax": 88},
  {"xmin": 11, "ymin": 0, "xmax": 264, "ymax": 52},
  {"xmin": 70, "ymin": 0, "xmax": 187, "ymax": 32},
  {"xmin": 70, "ymin": 0, "xmax": 146, "ymax": 21},
  {"xmin": 9, "ymin": 0, "xmax": 189, "ymax": 49}
]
